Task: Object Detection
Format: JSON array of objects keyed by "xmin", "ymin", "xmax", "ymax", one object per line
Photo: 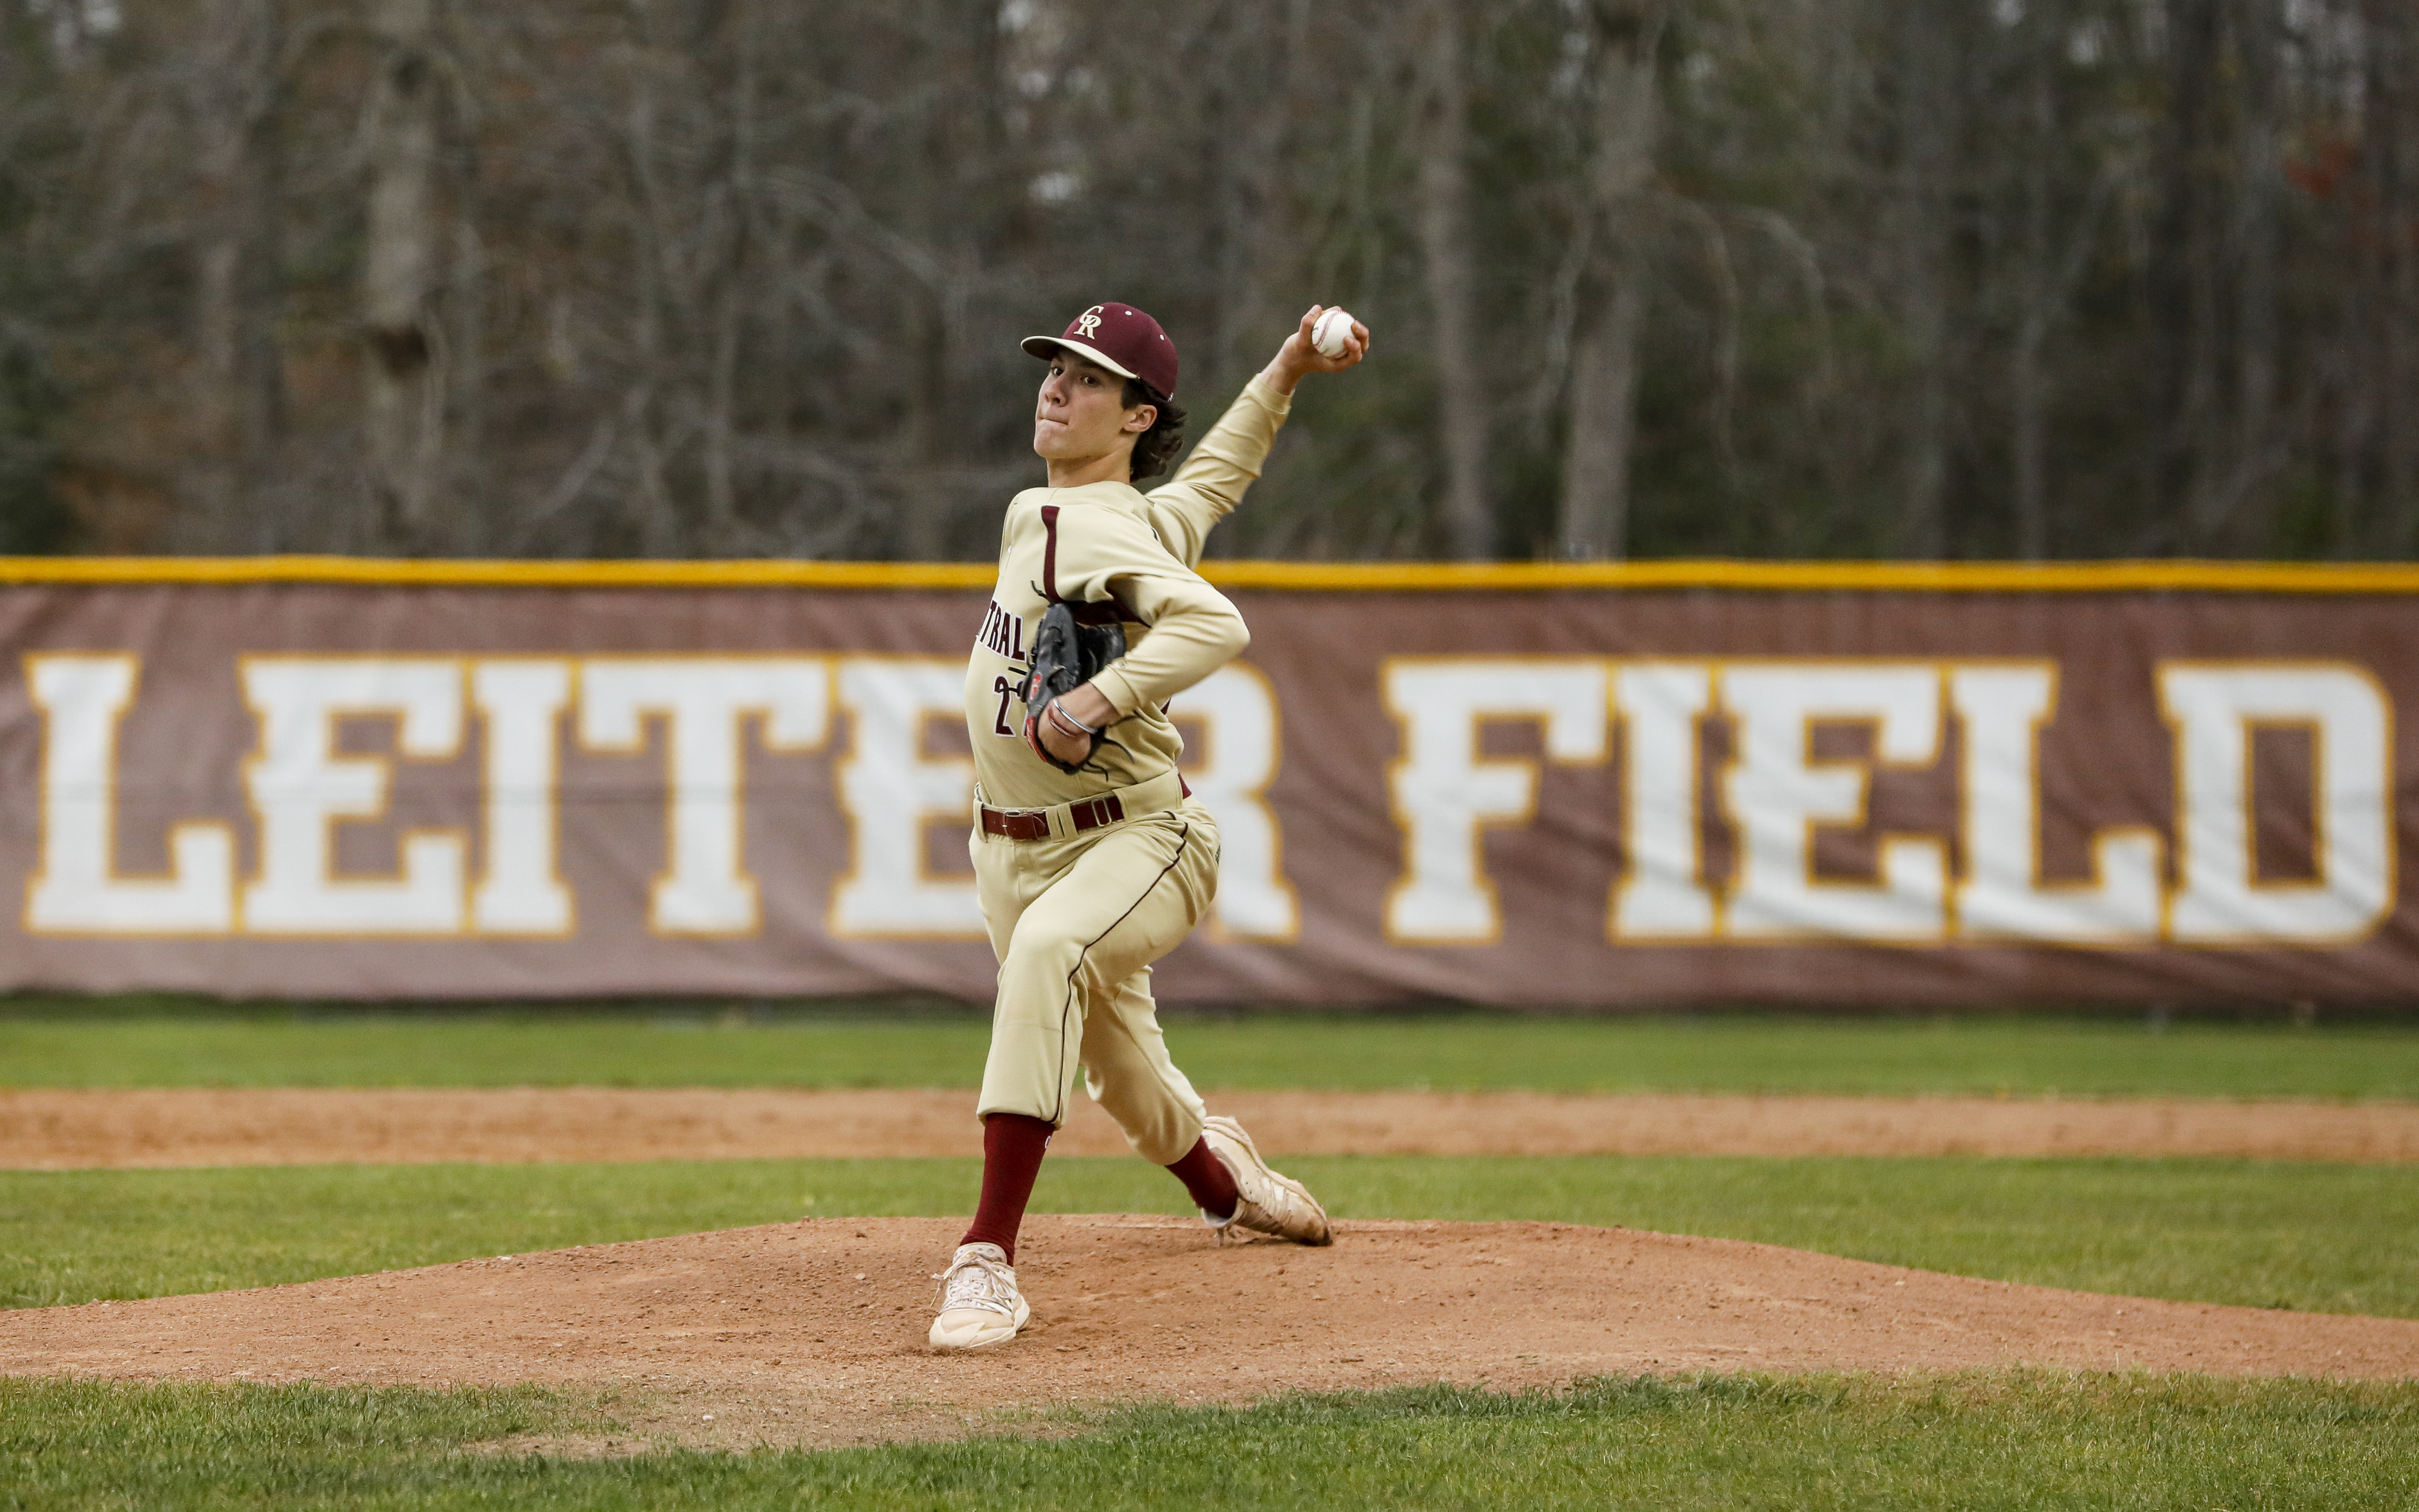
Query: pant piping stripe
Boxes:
[{"xmin": 1047, "ymin": 819, "xmax": 1194, "ymax": 1128}]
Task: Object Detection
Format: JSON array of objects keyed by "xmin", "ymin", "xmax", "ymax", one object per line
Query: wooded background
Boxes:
[{"xmin": 1, "ymin": 0, "xmax": 2412, "ymax": 562}]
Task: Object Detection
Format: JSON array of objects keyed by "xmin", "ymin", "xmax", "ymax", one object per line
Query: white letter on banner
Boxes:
[
  {"xmin": 1950, "ymin": 664, "xmax": 2162, "ymax": 942},
  {"xmin": 578, "ymin": 658, "xmax": 829, "ymax": 935},
  {"xmin": 1383, "ymin": 659, "xmax": 1609, "ymax": 943},
  {"xmin": 24, "ymin": 654, "xmax": 236, "ymax": 934},
  {"xmin": 2161, "ymin": 663, "xmax": 2392, "ymax": 943},
  {"xmin": 470, "ymin": 659, "xmax": 575, "ymax": 935},
  {"xmin": 1721, "ymin": 663, "xmax": 1947, "ymax": 940},
  {"xmin": 241, "ymin": 658, "xmax": 467, "ymax": 934},
  {"xmin": 1611, "ymin": 662, "xmax": 1717, "ymax": 940},
  {"xmin": 1177, "ymin": 663, "xmax": 1297, "ymax": 941},
  {"xmin": 830, "ymin": 658, "xmax": 984, "ymax": 937}
]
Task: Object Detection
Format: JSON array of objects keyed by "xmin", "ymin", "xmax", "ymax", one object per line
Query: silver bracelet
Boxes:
[{"xmin": 1047, "ymin": 701, "xmax": 1102, "ymax": 736}]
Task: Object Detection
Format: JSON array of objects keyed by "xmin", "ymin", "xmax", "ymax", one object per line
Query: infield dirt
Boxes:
[
  {"xmin": 3, "ymin": 1216, "xmax": 2413, "ymax": 1451},
  {"xmin": 7, "ymin": 1087, "xmax": 2417, "ymax": 1168}
]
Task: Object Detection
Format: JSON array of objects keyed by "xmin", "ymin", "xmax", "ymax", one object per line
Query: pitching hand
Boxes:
[
  {"xmin": 1033, "ymin": 681, "xmax": 1116, "ymax": 768},
  {"xmin": 1264, "ymin": 305, "xmax": 1371, "ymax": 394}
]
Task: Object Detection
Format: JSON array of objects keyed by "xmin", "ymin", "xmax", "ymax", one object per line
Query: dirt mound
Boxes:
[
  {"xmin": 7, "ymin": 1088, "xmax": 2417, "ymax": 1170},
  {"xmin": 3, "ymin": 1217, "xmax": 2411, "ymax": 1450}
]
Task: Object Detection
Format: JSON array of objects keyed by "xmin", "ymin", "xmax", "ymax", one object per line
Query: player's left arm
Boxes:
[
  {"xmin": 1143, "ymin": 305, "xmax": 1372, "ymax": 568},
  {"xmin": 1028, "ymin": 514, "xmax": 1251, "ymax": 765},
  {"xmin": 1088, "ymin": 566, "xmax": 1248, "ymax": 720}
]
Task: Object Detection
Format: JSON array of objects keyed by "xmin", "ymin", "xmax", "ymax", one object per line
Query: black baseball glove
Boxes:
[{"xmin": 1021, "ymin": 601, "xmax": 1126, "ymax": 773}]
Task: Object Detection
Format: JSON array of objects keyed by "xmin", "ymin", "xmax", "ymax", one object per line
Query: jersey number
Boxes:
[{"xmin": 991, "ymin": 675, "xmax": 1018, "ymax": 736}]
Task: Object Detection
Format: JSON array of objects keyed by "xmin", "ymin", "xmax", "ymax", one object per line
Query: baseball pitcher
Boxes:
[{"xmin": 929, "ymin": 300, "xmax": 1371, "ymax": 1350}]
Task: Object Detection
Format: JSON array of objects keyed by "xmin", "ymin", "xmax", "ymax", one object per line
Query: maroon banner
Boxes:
[{"xmin": 2, "ymin": 563, "xmax": 2414, "ymax": 1004}]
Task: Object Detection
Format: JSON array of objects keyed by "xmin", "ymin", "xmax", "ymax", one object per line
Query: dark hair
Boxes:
[{"xmin": 1123, "ymin": 377, "xmax": 1188, "ymax": 482}]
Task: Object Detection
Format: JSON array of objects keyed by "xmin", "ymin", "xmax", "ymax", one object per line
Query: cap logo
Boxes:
[{"xmin": 1074, "ymin": 305, "xmax": 1104, "ymax": 339}]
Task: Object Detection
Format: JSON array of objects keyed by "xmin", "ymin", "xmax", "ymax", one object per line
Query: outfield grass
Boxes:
[
  {"xmin": 3, "ymin": 1010, "xmax": 2417, "ymax": 1098},
  {"xmin": 2, "ymin": 1372, "xmax": 2412, "ymax": 1510},
  {"xmin": 6, "ymin": 1153, "xmax": 2413, "ymax": 1318}
]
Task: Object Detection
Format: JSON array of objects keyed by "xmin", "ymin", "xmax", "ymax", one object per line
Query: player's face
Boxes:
[{"xmin": 1033, "ymin": 349, "xmax": 1156, "ymax": 465}]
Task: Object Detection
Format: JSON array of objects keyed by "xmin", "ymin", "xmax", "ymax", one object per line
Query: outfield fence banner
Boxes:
[{"xmin": 4, "ymin": 558, "xmax": 2418, "ymax": 1005}]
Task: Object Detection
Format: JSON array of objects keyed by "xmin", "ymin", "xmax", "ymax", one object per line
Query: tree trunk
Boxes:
[
  {"xmin": 2208, "ymin": 0, "xmax": 2280, "ymax": 550},
  {"xmin": 1894, "ymin": 0, "xmax": 1958, "ymax": 559},
  {"xmin": 2151, "ymin": 0, "xmax": 2223, "ymax": 547},
  {"xmin": 618, "ymin": 0, "xmax": 678, "ymax": 559},
  {"xmin": 1213, "ymin": 0, "xmax": 1294, "ymax": 404},
  {"xmin": 2336, "ymin": 0, "xmax": 2387, "ymax": 552},
  {"xmin": 897, "ymin": 292, "xmax": 950, "ymax": 560},
  {"xmin": 1556, "ymin": 0, "xmax": 1663, "ymax": 561},
  {"xmin": 1561, "ymin": 259, "xmax": 1646, "ymax": 560},
  {"xmin": 703, "ymin": 0, "xmax": 757, "ymax": 552},
  {"xmin": 446, "ymin": 220, "xmax": 488, "ymax": 554},
  {"xmin": 186, "ymin": 0, "xmax": 284, "ymax": 553},
  {"xmin": 2010, "ymin": 22, "xmax": 2053, "ymax": 562},
  {"xmin": 362, "ymin": 0, "xmax": 444, "ymax": 549},
  {"xmin": 1414, "ymin": 0, "xmax": 1491, "ymax": 559},
  {"xmin": 2371, "ymin": 0, "xmax": 2419, "ymax": 553}
]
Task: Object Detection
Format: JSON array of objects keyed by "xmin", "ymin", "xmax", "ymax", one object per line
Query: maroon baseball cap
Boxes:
[{"xmin": 1022, "ymin": 303, "xmax": 1179, "ymax": 400}]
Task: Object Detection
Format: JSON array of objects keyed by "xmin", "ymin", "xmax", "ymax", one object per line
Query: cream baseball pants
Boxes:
[{"xmin": 971, "ymin": 799, "xmax": 1221, "ymax": 1167}]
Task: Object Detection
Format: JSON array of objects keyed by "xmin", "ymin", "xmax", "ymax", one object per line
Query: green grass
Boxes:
[
  {"xmin": 9, "ymin": 1011, "xmax": 2407, "ymax": 1506},
  {"xmin": 3, "ymin": 1373, "xmax": 2413, "ymax": 1510},
  {"xmin": 4, "ymin": 1010, "xmax": 2416, "ymax": 1098},
  {"xmin": 0, "ymin": 1160, "xmax": 975, "ymax": 1310},
  {"xmin": 7, "ymin": 1153, "xmax": 2414, "ymax": 1318}
]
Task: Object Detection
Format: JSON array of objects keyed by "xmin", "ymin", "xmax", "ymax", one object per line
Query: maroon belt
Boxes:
[{"xmin": 980, "ymin": 794, "xmax": 1125, "ymax": 842}]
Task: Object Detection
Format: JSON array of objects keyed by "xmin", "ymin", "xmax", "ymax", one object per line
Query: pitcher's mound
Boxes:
[{"xmin": 4, "ymin": 1218, "xmax": 2412, "ymax": 1449}]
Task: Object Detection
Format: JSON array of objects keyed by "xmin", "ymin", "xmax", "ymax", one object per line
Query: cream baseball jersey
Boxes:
[{"xmin": 963, "ymin": 375, "xmax": 1292, "ymax": 811}]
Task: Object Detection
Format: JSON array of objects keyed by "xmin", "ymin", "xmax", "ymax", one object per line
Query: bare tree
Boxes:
[
  {"xmin": 2003, "ymin": 0, "xmax": 2111, "ymax": 560},
  {"xmin": 1892, "ymin": 0, "xmax": 1960, "ymax": 558},
  {"xmin": 361, "ymin": 0, "xmax": 446, "ymax": 548},
  {"xmin": 183, "ymin": 0, "xmax": 285, "ymax": 553},
  {"xmin": 1414, "ymin": 0, "xmax": 1492, "ymax": 559},
  {"xmin": 2219, "ymin": 0, "xmax": 2283, "ymax": 550},
  {"xmin": 11, "ymin": 0, "xmax": 2419, "ymax": 565},
  {"xmin": 1557, "ymin": 0, "xmax": 1666, "ymax": 561},
  {"xmin": 2357, "ymin": 0, "xmax": 2419, "ymax": 552}
]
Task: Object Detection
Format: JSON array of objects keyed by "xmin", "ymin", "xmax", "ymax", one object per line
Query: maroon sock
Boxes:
[
  {"xmin": 1165, "ymin": 1136, "xmax": 1239, "ymax": 1221},
  {"xmin": 960, "ymin": 1113, "xmax": 1054, "ymax": 1263}
]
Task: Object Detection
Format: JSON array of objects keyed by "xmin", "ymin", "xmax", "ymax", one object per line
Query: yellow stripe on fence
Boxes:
[
  {"xmin": 2, "ymin": 555, "xmax": 2418, "ymax": 593},
  {"xmin": 0, "ymin": 556, "xmax": 995, "ymax": 589}
]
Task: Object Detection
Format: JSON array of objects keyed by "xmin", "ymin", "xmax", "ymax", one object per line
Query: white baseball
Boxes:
[{"xmin": 1312, "ymin": 307, "xmax": 1357, "ymax": 359}]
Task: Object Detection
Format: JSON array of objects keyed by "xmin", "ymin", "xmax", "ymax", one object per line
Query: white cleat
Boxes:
[
  {"xmin": 928, "ymin": 1242, "xmax": 1031, "ymax": 1351},
  {"xmin": 1201, "ymin": 1114, "xmax": 1333, "ymax": 1246}
]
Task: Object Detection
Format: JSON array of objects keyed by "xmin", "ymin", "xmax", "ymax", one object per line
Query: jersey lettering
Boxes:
[{"xmin": 973, "ymin": 600, "xmax": 1028, "ymax": 664}]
